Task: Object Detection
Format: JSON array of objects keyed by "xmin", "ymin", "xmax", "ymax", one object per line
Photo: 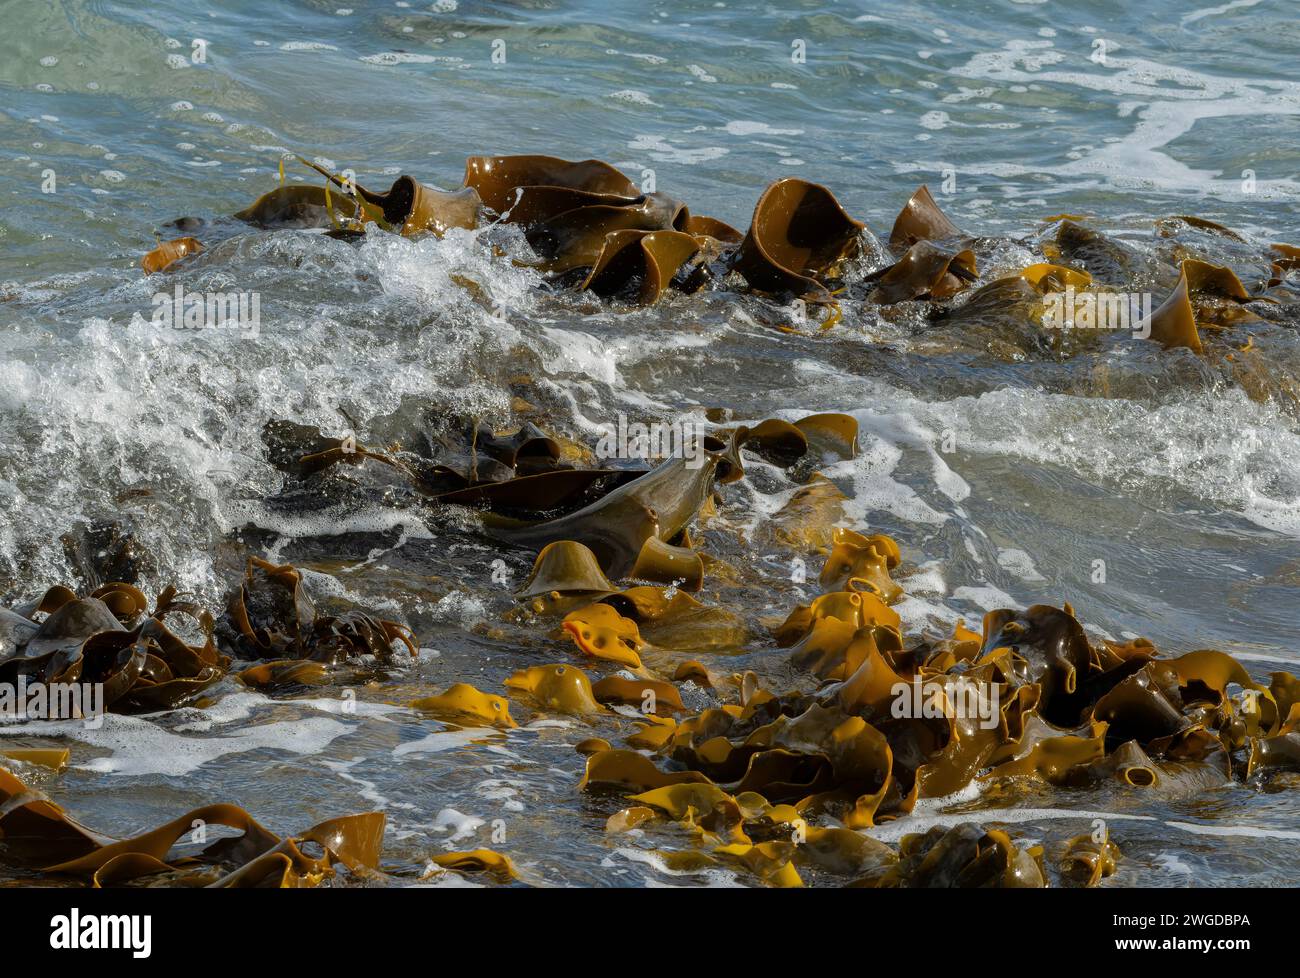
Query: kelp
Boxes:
[
  {"xmin": 889, "ymin": 185, "xmax": 962, "ymax": 251},
  {"xmin": 627, "ymin": 536, "xmax": 705, "ymax": 590},
  {"xmin": 733, "ymin": 178, "xmax": 865, "ymax": 300},
  {"xmin": 222, "ymin": 556, "xmax": 416, "ymax": 669},
  {"xmin": 505, "ymin": 663, "xmax": 604, "ymax": 715},
  {"xmin": 234, "ymin": 185, "xmax": 362, "ymax": 230},
  {"xmin": 425, "ymin": 849, "xmax": 519, "ymax": 883},
  {"xmin": 210, "ymin": 147, "xmax": 1298, "ymax": 355},
  {"xmin": 410, "ymin": 683, "xmax": 517, "ymax": 729},
  {"xmin": 487, "ymin": 428, "xmax": 747, "ymax": 578},
  {"xmin": 1060, "ymin": 832, "xmax": 1121, "ymax": 887},
  {"xmin": 0, "ymin": 582, "xmax": 229, "ymax": 713},
  {"xmin": 866, "ymin": 241, "xmax": 977, "ymax": 304},
  {"xmin": 0, "ymin": 766, "xmax": 384, "ymax": 887},
  {"xmin": 876, "ymin": 823, "xmax": 1045, "ymax": 888},
  {"xmin": 141, "ymin": 236, "xmax": 203, "ymax": 275},
  {"xmin": 561, "ymin": 603, "xmax": 644, "ymax": 667},
  {"xmin": 516, "ymin": 540, "xmax": 617, "ymax": 602},
  {"xmin": 580, "ymin": 229, "xmax": 700, "ymax": 305}
]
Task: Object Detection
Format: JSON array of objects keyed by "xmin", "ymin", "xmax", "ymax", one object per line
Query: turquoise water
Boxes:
[{"xmin": 2, "ymin": 0, "xmax": 1300, "ymax": 886}]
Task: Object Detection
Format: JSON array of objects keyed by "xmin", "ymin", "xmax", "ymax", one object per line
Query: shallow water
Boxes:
[{"xmin": 2, "ymin": 0, "xmax": 1299, "ymax": 887}]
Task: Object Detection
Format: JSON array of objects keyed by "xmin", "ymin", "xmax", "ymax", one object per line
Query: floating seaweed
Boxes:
[{"xmin": 0, "ymin": 766, "xmax": 384, "ymax": 887}]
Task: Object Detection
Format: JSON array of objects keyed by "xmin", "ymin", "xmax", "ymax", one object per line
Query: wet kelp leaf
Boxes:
[
  {"xmin": 794, "ymin": 412, "xmax": 859, "ymax": 461},
  {"xmin": 1155, "ymin": 215, "xmax": 1246, "ymax": 243},
  {"xmin": 426, "ymin": 849, "xmax": 520, "ymax": 883},
  {"xmin": 866, "ymin": 241, "xmax": 977, "ymax": 304},
  {"xmin": 776, "ymin": 589, "xmax": 901, "ymax": 646},
  {"xmin": 877, "ymin": 823, "xmax": 1045, "ymax": 888},
  {"xmin": 1019, "ymin": 262, "xmax": 1092, "ymax": 292},
  {"xmin": 410, "ymin": 683, "xmax": 517, "ymax": 729},
  {"xmin": 580, "ymin": 229, "xmax": 700, "ymax": 305},
  {"xmin": 889, "ymin": 185, "xmax": 962, "ymax": 252},
  {"xmin": 561, "ymin": 603, "xmax": 644, "ymax": 667},
  {"xmin": 515, "ymin": 540, "xmax": 618, "ymax": 602},
  {"xmin": 296, "ymin": 158, "xmax": 481, "ymax": 236},
  {"xmin": 628, "ymin": 536, "xmax": 705, "ymax": 590},
  {"xmin": 601, "ymin": 586, "xmax": 748, "ymax": 651},
  {"xmin": 733, "ymin": 178, "xmax": 865, "ymax": 300},
  {"xmin": 463, "ymin": 155, "xmax": 639, "ymax": 215},
  {"xmin": 1060, "ymin": 832, "xmax": 1121, "ymax": 887},
  {"xmin": 0, "ymin": 766, "xmax": 116, "ymax": 867},
  {"xmin": 141, "ymin": 237, "xmax": 203, "ymax": 275},
  {"xmin": 1, "ymin": 748, "xmax": 70, "ymax": 772},
  {"xmin": 764, "ymin": 473, "xmax": 848, "ymax": 551},
  {"xmin": 578, "ymin": 749, "xmax": 710, "ymax": 792},
  {"xmin": 223, "ymin": 556, "xmax": 416, "ymax": 666},
  {"xmin": 234, "ymin": 185, "xmax": 362, "ymax": 230},
  {"xmin": 237, "ymin": 658, "xmax": 330, "ymax": 689},
  {"xmin": 819, "ymin": 527, "xmax": 903, "ymax": 603},
  {"xmin": 592, "ymin": 676, "xmax": 685, "ymax": 715},
  {"xmin": 1, "ymin": 585, "xmax": 230, "ymax": 714},
  {"xmin": 978, "ymin": 603, "xmax": 1091, "ymax": 722},
  {"xmin": 1, "ymin": 767, "xmax": 386, "ymax": 887},
  {"xmin": 488, "ymin": 428, "xmax": 747, "ymax": 578},
  {"xmin": 505, "ymin": 663, "xmax": 604, "ymax": 715}
]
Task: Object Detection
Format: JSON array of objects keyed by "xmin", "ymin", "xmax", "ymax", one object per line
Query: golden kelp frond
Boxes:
[
  {"xmin": 463, "ymin": 154, "xmax": 639, "ymax": 215},
  {"xmin": 234, "ymin": 185, "xmax": 362, "ymax": 230},
  {"xmin": 734, "ymin": 178, "xmax": 865, "ymax": 300},
  {"xmin": 628, "ymin": 536, "xmax": 704, "ymax": 591},
  {"xmin": 1155, "ymin": 215, "xmax": 1246, "ymax": 242},
  {"xmin": 1, "ymin": 748, "xmax": 70, "ymax": 772},
  {"xmin": 794, "ymin": 412, "xmax": 859, "ymax": 460},
  {"xmin": 505, "ymin": 662, "xmax": 604, "ymax": 715},
  {"xmin": 877, "ymin": 822, "xmax": 1045, "ymax": 888},
  {"xmin": 410, "ymin": 683, "xmax": 517, "ymax": 728},
  {"xmin": 1147, "ymin": 270, "xmax": 1203, "ymax": 353},
  {"xmin": 1019, "ymin": 262, "xmax": 1092, "ymax": 292},
  {"xmin": 578, "ymin": 749, "xmax": 710, "ymax": 792},
  {"xmin": 426, "ymin": 849, "xmax": 519, "ymax": 883},
  {"xmin": 1060, "ymin": 832, "xmax": 1121, "ymax": 887},
  {"xmin": 889, "ymin": 185, "xmax": 962, "ymax": 252},
  {"xmin": 0, "ymin": 767, "xmax": 385, "ymax": 888},
  {"xmin": 580, "ymin": 229, "xmax": 700, "ymax": 305},
  {"xmin": 866, "ymin": 241, "xmax": 977, "ymax": 304},
  {"xmin": 141, "ymin": 236, "xmax": 203, "ymax": 274},
  {"xmin": 516, "ymin": 540, "xmax": 618, "ymax": 602},
  {"xmin": 592, "ymin": 676, "xmax": 685, "ymax": 715},
  {"xmin": 562, "ymin": 603, "xmax": 644, "ymax": 667},
  {"xmin": 978, "ymin": 603, "xmax": 1091, "ymax": 719},
  {"xmin": 819, "ymin": 527, "xmax": 903, "ymax": 603}
]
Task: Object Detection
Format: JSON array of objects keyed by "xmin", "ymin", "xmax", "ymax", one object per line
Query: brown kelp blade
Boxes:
[
  {"xmin": 889, "ymin": 185, "xmax": 962, "ymax": 252},
  {"xmin": 463, "ymin": 155, "xmax": 639, "ymax": 214},
  {"xmin": 627, "ymin": 536, "xmax": 705, "ymax": 590},
  {"xmin": 234, "ymin": 185, "xmax": 362, "ymax": 230},
  {"xmin": 867, "ymin": 241, "xmax": 977, "ymax": 304},
  {"xmin": 516, "ymin": 540, "xmax": 619, "ymax": 600},
  {"xmin": 580, "ymin": 229, "xmax": 700, "ymax": 305},
  {"xmin": 530, "ymin": 194, "xmax": 691, "ymax": 273},
  {"xmin": 141, "ymin": 237, "xmax": 203, "ymax": 275},
  {"xmin": 1146, "ymin": 271, "xmax": 1203, "ymax": 353},
  {"xmin": 734, "ymin": 178, "xmax": 865, "ymax": 299},
  {"xmin": 296, "ymin": 157, "xmax": 480, "ymax": 235}
]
